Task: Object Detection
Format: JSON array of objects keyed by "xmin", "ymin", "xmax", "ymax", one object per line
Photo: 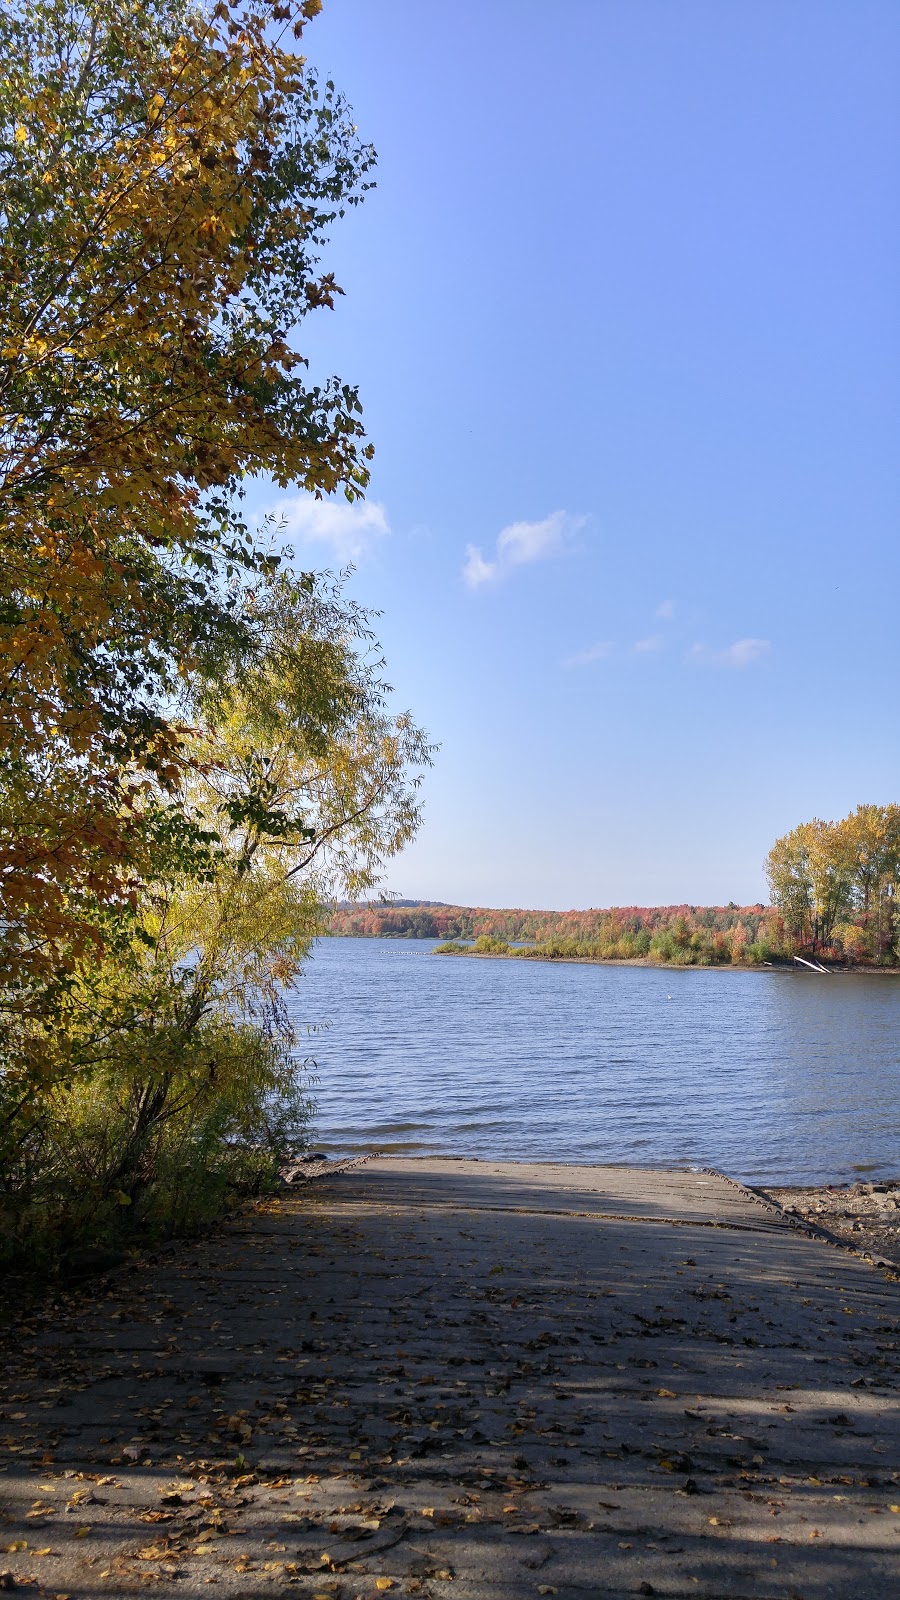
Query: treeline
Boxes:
[
  {"xmin": 0, "ymin": 1, "xmax": 426, "ymax": 1281},
  {"xmin": 331, "ymin": 901, "xmax": 782, "ymax": 964},
  {"xmin": 337, "ymin": 804, "xmax": 900, "ymax": 966},
  {"xmin": 766, "ymin": 804, "xmax": 900, "ymax": 960}
]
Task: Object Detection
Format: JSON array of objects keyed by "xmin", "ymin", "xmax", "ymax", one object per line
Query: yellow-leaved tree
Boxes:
[
  {"xmin": 765, "ymin": 805, "xmax": 900, "ymax": 958},
  {"xmin": 3, "ymin": 571, "xmax": 430, "ymax": 1260},
  {"xmin": 0, "ymin": 0, "xmax": 375, "ymax": 988},
  {"xmin": 0, "ymin": 2, "xmax": 433, "ymax": 1276}
]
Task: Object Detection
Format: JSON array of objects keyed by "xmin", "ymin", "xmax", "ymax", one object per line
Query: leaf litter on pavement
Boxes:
[{"xmin": 0, "ymin": 1159, "xmax": 898, "ymax": 1598}]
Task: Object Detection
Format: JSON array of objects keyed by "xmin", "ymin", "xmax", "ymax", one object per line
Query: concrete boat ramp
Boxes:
[{"xmin": 1, "ymin": 1158, "xmax": 898, "ymax": 1599}]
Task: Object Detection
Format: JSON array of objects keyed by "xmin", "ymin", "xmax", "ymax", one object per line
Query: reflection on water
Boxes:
[{"xmin": 284, "ymin": 938, "xmax": 900, "ymax": 1185}]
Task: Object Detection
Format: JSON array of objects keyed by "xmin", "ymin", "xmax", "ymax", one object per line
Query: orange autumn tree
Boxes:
[{"xmin": 0, "ymin": 0, "xmax": 375, "ymax": 995}]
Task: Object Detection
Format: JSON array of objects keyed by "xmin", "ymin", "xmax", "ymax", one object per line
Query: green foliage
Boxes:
[
  {"xmin": 0, "ymin": 1018, "xmax": 312, "ymax": 1279},
  {"xmin": 435, "ymin": 921, "xmax": 777, "ymax": 968}
]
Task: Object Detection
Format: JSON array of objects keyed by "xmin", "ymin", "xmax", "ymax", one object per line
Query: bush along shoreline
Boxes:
[
  {"xmin": 434, "ymin": 931, "xmax": 778, "ymax": 966},
  {"xmin": 0, "ymin": 570, "xmax": 431, "ymax": 1292},
  {"xmin": 433, "ymin": 928, "xmax": 899, "ymax": 969}
]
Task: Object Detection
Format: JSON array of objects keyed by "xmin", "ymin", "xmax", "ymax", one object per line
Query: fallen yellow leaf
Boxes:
[
  {"xmin": 375, "ymin": 1582, "xmax": 394, "ymax": 1592},
  {"xmin": 74, "ymin": 1526, "xmax": 92, "ymax": 1538}
]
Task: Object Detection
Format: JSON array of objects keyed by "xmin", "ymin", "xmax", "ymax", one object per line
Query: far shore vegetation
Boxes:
[{"xmin": 330, "ymin": 804, "xmax": 900, "ymax": 969}]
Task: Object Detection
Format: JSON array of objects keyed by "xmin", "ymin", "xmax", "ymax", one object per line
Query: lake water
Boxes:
[{"xmin": 285, "ymin": 937, "xmax": 900, "ymax": 1186}]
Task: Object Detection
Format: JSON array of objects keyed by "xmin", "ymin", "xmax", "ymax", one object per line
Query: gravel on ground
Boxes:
[{"xmin": 762, "ymin": 1179, "xmax": 900, "ymax": 1273}]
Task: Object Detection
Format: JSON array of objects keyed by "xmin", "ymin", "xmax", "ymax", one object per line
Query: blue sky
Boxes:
[{"xmin": 253, "ymin": 0, "xmax": 900, "ymax": 910}]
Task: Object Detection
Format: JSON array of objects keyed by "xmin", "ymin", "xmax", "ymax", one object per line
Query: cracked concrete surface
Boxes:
[{"xmin": 1, "ymin": 1158, "xmax": 898, "ymax": 1599}]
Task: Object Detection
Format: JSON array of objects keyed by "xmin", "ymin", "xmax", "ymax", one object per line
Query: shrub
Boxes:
[{"xmin": 0, "ymin": 1019, "xmax": 315, "ymax": 1281}]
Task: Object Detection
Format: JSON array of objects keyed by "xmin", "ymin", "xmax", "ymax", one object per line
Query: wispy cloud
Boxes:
[
  {"xmin": 563, "ymin": 641, "xmax": 613, "ymax": 668},
  {"xmin": 634, "ymin": 634, "xmax": 664, "ymax": 654},
  {"xmin": 269, "ymin": 494, "xmax": 390, "ymax": 563},
  {"xmin": 656, "ymin": 599, "xmax": 675, "ymax": 619},
  {"xmin": 688, "ymin": 638, "xmax": 770, "ymax": 668},
  {"xmin": 462, "ymin": 544, "xmax": 497, "ymax": 588},
  {"xmin": 463, "ymin": 510, "xmax": 585, "ymax": 589}
]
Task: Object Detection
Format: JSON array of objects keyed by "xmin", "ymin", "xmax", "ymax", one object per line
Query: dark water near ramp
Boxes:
[{"xmin": 286, "ymin": 937, "xmax": 900, "ymax": 1185}]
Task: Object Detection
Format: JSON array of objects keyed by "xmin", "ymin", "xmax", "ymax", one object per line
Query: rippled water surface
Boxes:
[{"xmin": 285, "ymin": 938, "xmax": 900, "ymax": 1184}]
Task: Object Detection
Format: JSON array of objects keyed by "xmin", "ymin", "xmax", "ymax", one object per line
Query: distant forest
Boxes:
[
  {"xmin": 329, "ymin": 806, "xmax": 900, "ymax": 967},
  {"xmin": 327, "ymin": 900, "xmax": 780, "ymax": 965}
]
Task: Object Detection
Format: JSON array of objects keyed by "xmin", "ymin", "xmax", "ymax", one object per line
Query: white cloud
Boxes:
[
  {"xmin": 270, "ymin": 494, "xmax": 390, "ymax": 563},
  {"xmin": 497, "ymin": 510, "xmax": 576, "ymax": 566},
  {"xmin": 688, "ymin": 638, "xmax": 770, "ymax": 668},
  {"xmin": 723, "ymin": 638, "xmax": 771, "ymax": 667},
  {"xmin": 463, "ymin": 510, "xmax": 585, "ymax": 589},
  {"xmin": 634, "ymin": 635, "xmax": 664, "ymax": 653},
  {"xmin": 656, "ymin": 599, "xmax": 675, "ymax": 619},
  {"xmin": 462, "ymin": 544, "xmax": 497, "ymax": 588},
  {"xmin": 563, "ymin": 641, "xmax": 613, "ymax": 668}
]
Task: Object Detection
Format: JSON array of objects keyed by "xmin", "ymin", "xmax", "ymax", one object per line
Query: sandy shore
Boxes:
[{"xmin": 1, "ymin": 1158, "xmax": 898, "ymax": 1598}]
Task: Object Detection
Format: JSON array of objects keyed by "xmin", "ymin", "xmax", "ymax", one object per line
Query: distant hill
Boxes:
[{"xmin": 332, "ymin": 898, "xmax": 450, "ymax": 911}]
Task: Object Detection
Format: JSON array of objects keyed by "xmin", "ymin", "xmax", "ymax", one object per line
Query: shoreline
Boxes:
[
  {"xmin": 432, "ymin": 946, "xmax": 900, "ymax": 974},
  {"xmin": 763, "ymin": 1176, "xmax": 900, "ymax": 1271}
]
